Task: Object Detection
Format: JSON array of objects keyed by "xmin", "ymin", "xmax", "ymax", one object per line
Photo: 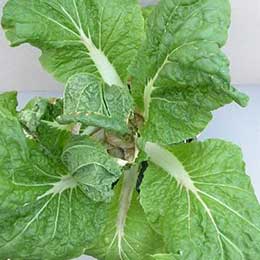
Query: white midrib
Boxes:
[
  {"xmin": 145, "ymin": 142, "xmax": 197, "ymax": 193},
  {"xmin": 143, "ymin": 41, "xmax": 202, "ymax": 121},
  {"xmin": 59, "ymin": 3, "xmax": 124, "ymax": 88},
  {"xmin": 144, "ymin": 142, "xmax": 252, "ymax": 259},
  {"xmin": 113, "ymin": 165, "xmax": 139, "ymax": 257},
  {"xmin": 1, "ymin": 175, "xmax": 78, "ymax": 251},
  {"xmin": 80, "ymin": 32, "xmax": 124, "ymax": 88},
  {"xmin": 37, "ymin": 175, "xmax": 78, "ymax": 200},
  {"xmin": 143, "ymin": 56, "xmax": 169, "ymax": 121},
  {"xmin": 144, "ymin": 142, "xmax": 227, "ymax": 256}
]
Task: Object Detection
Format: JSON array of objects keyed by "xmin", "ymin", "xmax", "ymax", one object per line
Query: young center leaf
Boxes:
[
  {"xmin": 0, "ymin": 107, "xmax": 118, "ymax": 260},
  {"xmin": 88, "ymin": 165, "xmax": 164, "ymax": 260},
  {"xmin": 2, "ymin": 0, "xmax": 144, "ymax": 85},
  {"xmin": 141, "ymin": 140, "xmax": 260, "ymax": 259},
  {"xmin": 62, "ymin": 137, "xmax": 122, "ymax": 202},
  {"xmin": 19, "ymin": 96, "xmax": 72, "ymax": 157},
  {"xmin": 129, "ymin": 0, "xmax": 249, "ymax": 145},
  {"xmin": 57, "ymin": 73, "xmax": 133, "ymax": 134},
  {"xmin": 19, "ymin": 97, "xmax": 55, "ymax": 132}
]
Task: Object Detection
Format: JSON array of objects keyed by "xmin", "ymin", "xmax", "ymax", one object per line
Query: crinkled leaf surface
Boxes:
[
  {"xmin": 2, "ymin": 0, "xmax": 144, "ymax": 85},
  {"xmin": 0, "ymin": 91, "xmax": 18, "ymax": 115},
  {"xmin": 129, "ymin": 0, "xmax": 248, "ymax": 145},
  {"xmin": 19, "ymin": 97, "xmax": 51, "ymax": 132},
  {"xmin": 0, "ymin": 108, "xmax": 106, "ymax": 260},
  {"xmin": 141, "ymin": 140, "xmax": 260, "ymax": 259},
  {"xmin": 88, "ymin": 166, "xmax": 163, "ymax": 260},
  {"xmin": 58, "ymin": 73, "xmax": 133, "ymax": 134},
  {"xmin": 62, "ymin": 137, "xmax": 122, "ymax": 202},
  {"xmin": 19, "ymin": 97, "xmax": 71, "ymax": 157}
]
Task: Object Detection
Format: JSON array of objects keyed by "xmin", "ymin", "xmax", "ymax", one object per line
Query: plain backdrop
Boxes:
[{"xmin": 0, "ymin": 1, "xmax": 260, "ymax": 260}]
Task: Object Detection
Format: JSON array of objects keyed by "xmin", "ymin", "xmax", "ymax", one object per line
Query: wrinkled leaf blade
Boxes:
[
  {"xmin": 129, "ymin": 0, "xmax": 249, "ymax": 145},
  {"xmin": 88, "ymin": 166, "xmax": 164, "ymax": 259},
  {"xmin": 0, "ymin": 107, "xmax": 105, "ymax": 259},
  {"xmin": 59, "ymin": 73, "xmax": 133, "ymax": 134},
  {"xmin": 0, "ymin": 91, "xmax": 18, "ymax": 115},
  {"xmin": 62, "ymin": 137, "xmax": 122, "ymax": 202},
  {"xmin": 141, "ymin": 139, "xmax": 260, "ymax": 259},
  {"xmin": 2, "ymin": 0, "xmax": 144, "ymax": 85}
]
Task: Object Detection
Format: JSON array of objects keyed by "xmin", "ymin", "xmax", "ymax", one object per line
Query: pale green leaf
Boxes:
[
  {"xmin": 0, "ymin": 107, "xmax": 106, "ymax": 260},
  {"xmin": 129, "ymin": 0, "xmax": 249, "ymax": 145},
  {"xmin": 88, "ymin": 165, "xmax": 163, "ymax": 259},
  {"xmin": 141, "ymin": 140, "xmax": 260, "ymax": 259},
  {"xmin": 58, "ymin": 73, "xmax": 133, "ymax": 134},
  {"xmin": 2, "ymin": 0, "xmax": 144, "ymax": 85}
]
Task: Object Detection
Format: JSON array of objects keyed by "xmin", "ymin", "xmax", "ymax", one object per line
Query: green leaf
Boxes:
[
  {"xmin": 5, "ymin": 96, "xmax": 121, "ymax": 202},
  {"xmin": 150, "ymin": 254, "xmax": 177, "ymax": 260},
  {"xmin": 41, "ymin": 120, "xmax": 72, "ymax": 132},
  {"xmin": 129, "ymin": 0, "xmax": 249, "ymax": 145},
  {"xmin": 62, "ymin": 137, "xmax": 122, "ymax": 202},
  {"xmin": 0, "ymin": 107, "xmax": 106, "ymax": 260},
  {"xmin": 19, "ymin": 97, "xmax": 71, "ymax": 157},
  {"xmin": 88, "ymin": 165, "xmax": 163, "ymax": 259},
  {"xmin": 58, "ymin": 73, "xmax": 133, "ymax": 134},
  {"xmin": 141, "ymin": 139, "xmax": 260, "ymax": 259},
  {"xmin": 0, "ymin": 91, "xmax": 18, "ymax": 115},
  {"xmin": 142, "ymin": 5, "xmax": 155, "ymax": 24},
  {"xmin": 2, "ymin": 0, "xmax": 144, "ymax": 85},
  {"xmin": 19, "ymin": 97, "xmax": 50, "ymax": 132}
]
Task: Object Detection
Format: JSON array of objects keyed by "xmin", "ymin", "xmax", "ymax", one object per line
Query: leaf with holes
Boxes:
[
  {"xmin": 129, "ymin": 0, "xmax": 248, "ymax": 145},
  {"xmin": 88, "ymin": 165, "xmax": 164, "ymax": 260},
  {"xmin": 0, "ymin": 107, "xmax": 113, "ymax": 259},
  {"xmin": 57, "ymin": 73, "xmax": 133, "ymax": 134},
  {"xmin": 2, "ymin": 0, "xmax": 144, "ymax": 85},
  {"xmin": 141, "ymin": 140, "xmax": 260, "ymax": 259}
]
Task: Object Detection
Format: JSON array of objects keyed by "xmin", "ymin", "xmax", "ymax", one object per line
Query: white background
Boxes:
[{"xmin": 0, "ymin": 1, "xmax": 260, "ymax": 260}]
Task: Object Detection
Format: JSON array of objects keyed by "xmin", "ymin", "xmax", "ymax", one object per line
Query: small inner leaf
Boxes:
[{"xmin": 59, "ymin": 73, "xmax": 133, "ymax": 134}]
